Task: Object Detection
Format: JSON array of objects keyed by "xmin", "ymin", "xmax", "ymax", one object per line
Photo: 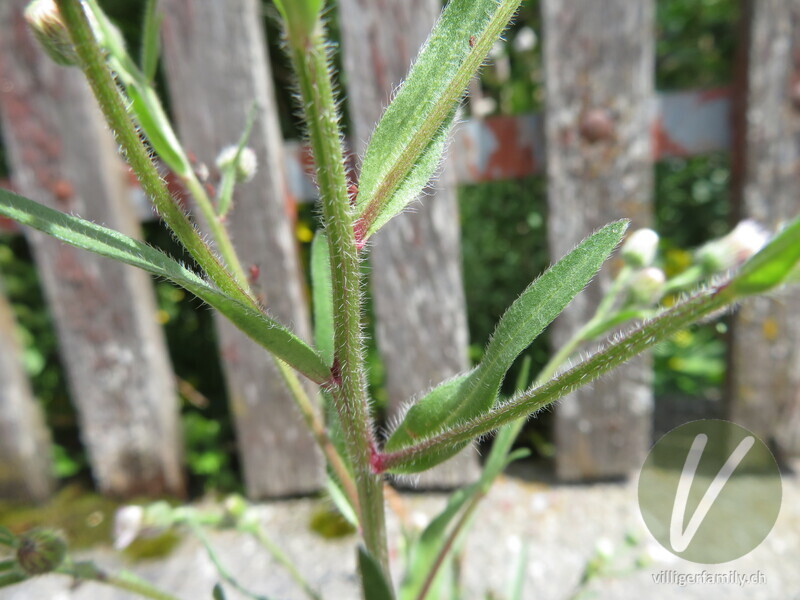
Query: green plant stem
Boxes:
[
  {"xmin": 189, "ymin": 524, "xmax": 274, "ymax": 600},
  {"xmin": 376, "ymin": 282, "xmax": 735, "ymax": 472},
  {"xmin": 282, "ymin": 18, "xmax": 388, "ymax": 577},
  {"xmin": 243, "ymin": 524, "xmax": 322, "ymax": 600},
  {"xmin": 273, "ymin": 358, "xmax": 360, "ymax": 515},
  {"xmin": 56, "ymin": 0, "xmax": 248, "ymax": 304},
  {"xmin": 57, "ymin": 563, "xmax": 181, "ymax": 600},
  {"xmin": 414, "ymin": 493, "xmax": 480, "ymax": 600}
]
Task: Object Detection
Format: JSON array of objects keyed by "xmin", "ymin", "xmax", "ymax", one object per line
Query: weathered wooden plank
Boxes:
[
  {"xmin": 0, "ymin": 1, "xmax": 184, "ymax": 497},
  {"xmin": 729, "ymin": 0, "xmax": 800, "ymax": 459},
  {"xmin": 0, "ymin": 274, "xmax": 54, "ymax": 502},
  {"xmin": 338, "ymin": 0, "xmax": 479, "ymax": 488},
  {"xmin": 160, "ymin": 0, "xmax": 323, "ymax": 497},
  {"xmin": 542, "ymin": 0, "xmax": 655, "ymax": 480}
]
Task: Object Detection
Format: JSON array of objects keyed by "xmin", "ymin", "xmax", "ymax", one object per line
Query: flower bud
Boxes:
[
  {"xmin": 696, "ymin": 220, "xmax": 770, "ymax": 274},
  {"xmin": 24, "ymin": 0, "xmax": 78, "ymax": 67},
  {"xmin": 216, "ymin": 146, "xmax": 257, "ymax": 183},
  {"xmin": 627, "ymin": 267, "xmax": 666, "ymax": 306},
  {"xmin": 621, "ymin": 228, "xmax": 659, "ymax": 268},
  {"xmin": 223, "ymin": 494, "xmax": 247, "ymax": 522},
  {"xmin": 513, "ymin": 26, "xmax": 537, "ymax": 53},
  {"xmin": 16, "ymin": 529, "xmax": 67, "ymax": 575},
  {"xmin": 113, "ymin": 505, "xmax": 144, "ymax": 550}
]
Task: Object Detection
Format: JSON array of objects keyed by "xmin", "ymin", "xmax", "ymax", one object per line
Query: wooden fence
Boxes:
[{"xmin": 0, "ymin": 0, "xmax": 798, "ymax": 500}]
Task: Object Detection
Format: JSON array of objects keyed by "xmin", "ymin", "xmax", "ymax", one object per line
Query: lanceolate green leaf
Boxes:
[
  {"xmin": 355, "ymin": 0, "xmax": 523, "ymax": 239},
  {"xmin": 310, "ymin": 232, "xmax": 334, "ymax": 366},
  {"xmin": 385, "ymin": 221, "xmax": 629, "ymax": 471},
  {"xmin": 358, "ymin": 107, "xmax": 456, "ymax": 238},
  {"xmin": 729, "ymin": 214, "xmax": 800, "ymax": 295},
  {"xmin": 357, "ymin": 546, "xmax": 395, "ymax": 600},
  {"xmin": 140, "ymin": 0, "xmax": 162, "ymax": 83},
  {"xmin": 0, "ymin": 189, "xmax": 330, "ymax": 384}
]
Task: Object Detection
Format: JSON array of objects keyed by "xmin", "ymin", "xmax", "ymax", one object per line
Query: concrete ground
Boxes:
[{"xmin": 2, "ymin": 462, "xmax": 799, "ymax": 600}]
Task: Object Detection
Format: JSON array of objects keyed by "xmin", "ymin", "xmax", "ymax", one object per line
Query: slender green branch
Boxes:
[
  {"xmin": 56, "ymin": 0, "xmax": 249, "ymax": 303},
  {"xmin": 272, "ymin": 359, "xmax": 360, "ymax": 516},
  {"xmin": 414, "ymin": 492, "xmax": 480, "ymax": 600},
  {"xmin": 189, "ymin": 524, "xmax": 275, "ymax": 600},
  {"xmin": 57, "ymin": 562, "xmax": 182, "ymax": 600},
  {"xmin": 182, "ymin": 173, "xmax": 248, "ymax": 288},
  {"xmin": 376, "ymin": 282, "xmax": 736, "ymax": 472},
  {"xmin": 242, "ymin": 524, "xmax": 322, "ymax": 600},
  {"xmin": 281, "ymin": 15, "xmax": 388, "ymax": 577}
]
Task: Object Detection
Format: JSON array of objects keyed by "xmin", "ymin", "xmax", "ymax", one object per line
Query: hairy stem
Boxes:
[
  {"xmin": 282, "ymin": 15, "xmax": 388, "ymax": 576},
  {"xmin": 376, "ymin": 282, "xmax": 736, "ymax": 472},
  {"xmin": 273, "ymin": 359, "xmax": 360, "ymax": 515}
]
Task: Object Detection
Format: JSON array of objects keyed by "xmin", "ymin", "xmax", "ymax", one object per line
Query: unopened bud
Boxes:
[
  {"xmin": 697, "ymin": 220, "xmax": 770, "ymax": 274},
  {"xmin": 513, "ymin": 26, "xmax": 537, "ymax": 53},
  {"xmin": 16, "ymin": 529, "xmax": 67, "ymax": 575},
  {"xmin": 621, "ymin": 228, "xmax": 659, "ymax": 268},
  {"xmin": 216, "ymin": 146, "xmax": 257, "ymax": 183},
  {"xmin": 24, "ymin": 0, "xmax": 78, "ymax": 67},
  {"xmin": 113, "ymin": 505, "xmax": 144, "ymax": 550},
  {"xmin": 627, "ymin": 267, "xmax": 666, "ymax": 306},
  {"xmin": 223, "ymin": 494, "xmax": 247, "ymax": 522}
]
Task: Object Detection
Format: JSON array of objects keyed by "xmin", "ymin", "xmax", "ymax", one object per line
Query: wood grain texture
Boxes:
[
  {"xmin": 542, "ymin": 0, "xmax": 655, "ymax": 480},
  {"xmin": 729, "ymin": 0, "xmax": 800, "ymax": 459},
  {"xmin": 0, "ymin": 1, "xmax": 184, "ymax": 497},
  {"xmin": 338, "ymin": 0, "xmax": 479, "ymax": 488},
  {"xmin": 0, "ymin": 276, "xmax": 54, "ymax": 502},
  {"xmin": 160, "ymin": 0, "xmax": 322, "ymax": 497}
]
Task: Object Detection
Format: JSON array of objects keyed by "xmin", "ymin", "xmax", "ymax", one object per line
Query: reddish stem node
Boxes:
[
  {"xmin": 328, "ymin": 356, "xmax": 343, "ymax": 388},
  {"xmin": 369, "ymin": 446, "xmax": 387, "ymax": 475},
  {"xmin": 353, "ymin": 218, "xmax": 367, "ymax": 251}
]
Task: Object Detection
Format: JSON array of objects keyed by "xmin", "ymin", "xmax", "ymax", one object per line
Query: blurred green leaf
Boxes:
[
  {"xmin": 140, "ymin": 0, "xmax": 162, "ymax": 83},
  {"xmin": 358, "ymin": 546, "xmax": 395, "ymax": 600},
  {"xmin": 311, "ymin": 232, "xmax": 334, "ymax": 366},
  {"xmin": 729, "ymin": 215, "xmax": 800, "ymax": 295}
]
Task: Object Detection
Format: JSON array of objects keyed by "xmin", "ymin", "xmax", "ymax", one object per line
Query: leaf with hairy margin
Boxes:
[
  {"xmin": 355, "ymin": 0, "xmax": 523, "ymax": 239},
  {"xmin": 384, "ymin": 221, "xmax": 629, "ymax": 472},
  {"xmin": 0, "ymin": 188, "xmax": 330, "ymax": 384}
]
